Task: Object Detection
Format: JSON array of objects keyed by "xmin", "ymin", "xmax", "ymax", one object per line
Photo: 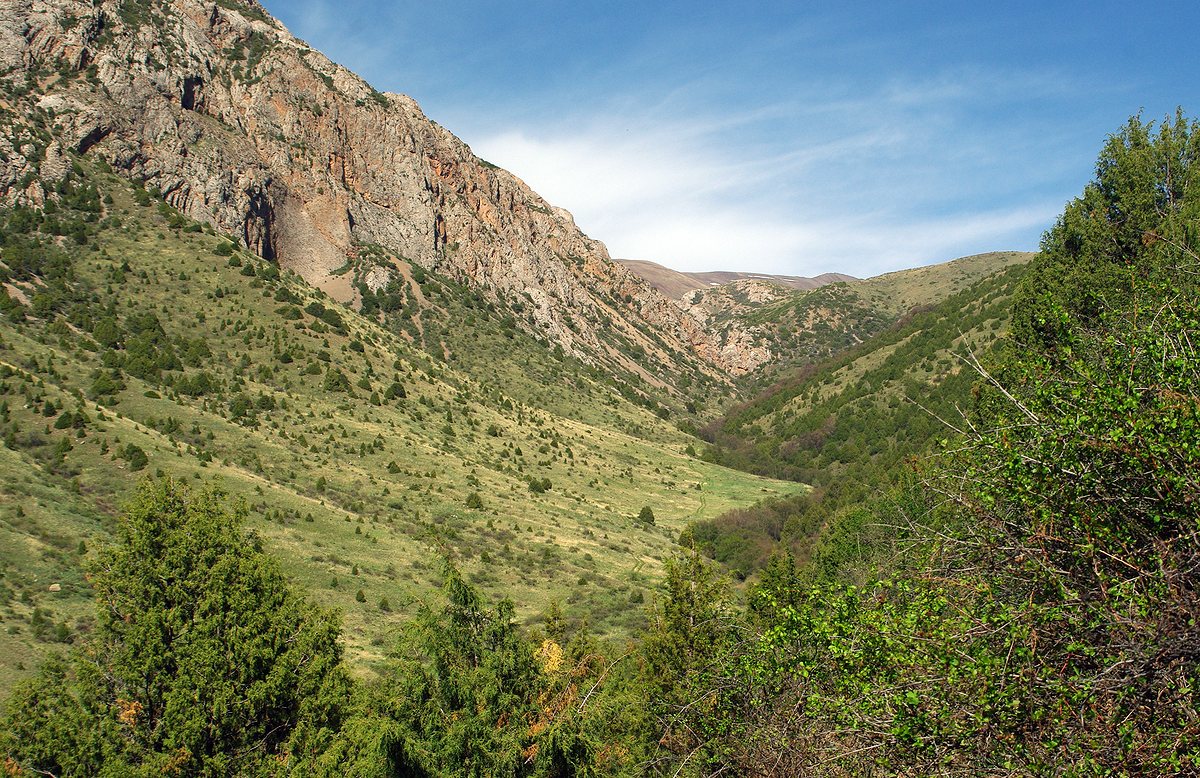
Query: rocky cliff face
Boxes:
[{"xmin": 0, "ymin": 0, "xmax": 768, "ymax": 379}]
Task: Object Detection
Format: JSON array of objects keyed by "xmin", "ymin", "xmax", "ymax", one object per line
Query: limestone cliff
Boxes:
[{"xmin": 0, "ymin": 0, "xmax": 768, "ymax": 379}]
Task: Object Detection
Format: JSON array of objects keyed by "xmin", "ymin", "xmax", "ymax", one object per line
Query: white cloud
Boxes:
[
  {"xmin": 265, "ymin": 0, "xmax": 1094, "ymax": 278},
  {"xmin": 468, "ymin": 110, "xmax": 1059, "ymax": 278}
]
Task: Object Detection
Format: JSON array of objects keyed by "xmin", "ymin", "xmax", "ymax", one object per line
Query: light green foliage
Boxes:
[
  {"xmin": 0, "ymin": 479, "xmax": 349, "ymax": 776},
  {"xmin": 714, "ymin": 111, "xmax": 1200, "ymax": 774}
]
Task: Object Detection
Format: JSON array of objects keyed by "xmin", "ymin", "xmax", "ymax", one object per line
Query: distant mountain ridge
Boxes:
[
  {"xmin": 624, "ymin": 251, "xmax": 1034, "ymax": 386},
  {"xmin": 618, "ymin": 258, "xmax": 856, "ymax": 299}
]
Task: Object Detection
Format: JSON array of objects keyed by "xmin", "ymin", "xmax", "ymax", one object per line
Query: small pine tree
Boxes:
[
  {"xmin": 321, "ymin": 367, "xmax": 351, "ymax": 393},
  {"xmin": 0, "ymin": 480, "xmax": 348, "ymax": 775}
]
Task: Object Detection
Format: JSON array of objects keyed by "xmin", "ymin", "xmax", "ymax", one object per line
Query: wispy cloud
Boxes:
[
  {"xmin": 260, "ymin": 0, "xmax": 1173, "ymax": 277},
  {"xmin": 465, "ymin": 69, "xmax": 1075, "ymax": 276}
]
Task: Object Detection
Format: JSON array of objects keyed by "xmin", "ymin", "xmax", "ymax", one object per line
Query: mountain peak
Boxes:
[{"xmin": 0, "ymin": 0, "xmax": 772, "ymax": 380}]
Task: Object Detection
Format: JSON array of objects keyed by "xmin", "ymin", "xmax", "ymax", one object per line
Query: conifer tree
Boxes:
[{"xmin": 1, "ymin": 479, "xmax": 349, "ymax": 777}]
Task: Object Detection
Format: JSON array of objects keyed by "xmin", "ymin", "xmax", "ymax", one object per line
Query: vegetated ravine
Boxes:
[{"xmin": 0, "ymin": 0, "xmax": 1197, "ymax": 775}]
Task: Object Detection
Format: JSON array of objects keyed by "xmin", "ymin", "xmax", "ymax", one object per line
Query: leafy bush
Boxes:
[{"xmin": 120, "ymin": 443, "xmax": 148, "ymax": 471}]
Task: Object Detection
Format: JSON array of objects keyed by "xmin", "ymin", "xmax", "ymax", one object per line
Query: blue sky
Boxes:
[{"xmin": 262, "ymin": 0, "xmax": 1198, "ymax": 277}]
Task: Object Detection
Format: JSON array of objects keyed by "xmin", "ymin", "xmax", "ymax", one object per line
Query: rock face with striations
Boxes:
[{"xmin": 0, "ymin": 0, "xmax": 771, "ymax": 379}]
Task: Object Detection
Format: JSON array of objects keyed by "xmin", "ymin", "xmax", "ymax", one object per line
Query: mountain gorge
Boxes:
[
  {"xmin": 0, "ymin": 0, "xmax": 1031, "ymax": 701},
  {"xmin": 627, "ymin": 250, "xmax": 1032, "ymax": 388},
  {"xmin": 0, "ymin": 0, "xmax": 829, "ymax": 692},
  {"xmin": 3, "ymin": 0, "xmax": 1194, "ymax": 775}
]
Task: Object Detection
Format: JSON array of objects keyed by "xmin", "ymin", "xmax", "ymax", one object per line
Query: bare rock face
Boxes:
[{"xmin": 0, "ymin": 0, "xmax": 767, "ymax": 379}]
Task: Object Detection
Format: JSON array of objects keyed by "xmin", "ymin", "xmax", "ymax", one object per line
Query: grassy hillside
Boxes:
[
  {"xmin": 684, "ymin": 251, "xmax": 1031, "ymax": 389},
  {"xmin": 0, "ymin": 160, "xmax": 804, "ymax": 695},
  {"xmin": 689, "ymin": 260, "xmax": 1030, "ymax": 578}
]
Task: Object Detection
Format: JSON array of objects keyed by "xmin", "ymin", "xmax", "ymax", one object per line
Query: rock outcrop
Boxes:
[{"xmin": 0, "ymin": 0, "xmax": 769, "ymax": 379}]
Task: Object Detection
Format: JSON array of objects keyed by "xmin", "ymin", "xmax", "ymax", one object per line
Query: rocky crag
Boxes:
[{"xmin": 0, "ymin": 0, "xmax": 771, "ymax": 379}]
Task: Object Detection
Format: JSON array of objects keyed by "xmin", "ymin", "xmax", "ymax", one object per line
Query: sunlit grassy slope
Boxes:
[
  {"xmin": 708, "ymin": 261, "xmax": 1029, "ymax": 481},
  {"xmin": 0, "ymin": 164, "xmax": 804, "ymax": 691},
  {"xmin": 718, "ymin": 251, "xmax": 1033, "ymax": 388}
]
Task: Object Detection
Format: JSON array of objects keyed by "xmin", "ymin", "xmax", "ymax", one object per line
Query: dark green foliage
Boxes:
[
  {"xmin": 320, "ymin": 562, "xmax": 602, "ymax": 776},
  {"xmin": 1, "ymin": 194, "xmax": 99, "ymax": 324},
  {"xmin": 227, "ymin": 392, "xmax": 257, "ymax": 425},
  {"xmin": 636, "ymin": 506, "xmax": 655, "ymax": 526},
  {"xmin": 0, "ymin": 289, "xmax": 26, "ymax": 322},
  {"xmin": 683, "ymin": 498, "xmax": 797, "ymax": 578},
  {"xmin": 88, "ymin": 368, "xmax": 124, "ymax": 399},
  {"xmin": 91, "ymin": 315, "xmax": 121, "ymax": 348},
  {"xmin": 117, "ymin": 0, "xmax": 158, "ymax": 28},
  {"xmin": 120, "ymin": 443, "xmax": 148, "ymax": 471},
  {"xmin": 0, "ymin": 479, "xmax": 349, "ymax": 776},
  {"xmin": 1013, "ymin": 110, "xmax": 1200, "ymax": 354},
  {"xmin": 94, "ymin": 311, "xmax": 184, "ymax": 382},
  {"xmin": 322, "ymin": 366, "xmax": 352, "ymax": 393},
  {"xmin": 638, "ymin": 551, "xmax": 741, "ymax": 775},
  {"xmin": 175, "ymin": 370, "xmax": 217, "ymax": 397},
  {"xmin": 358, "ymin": 275, "xmax": 407, "ymax": 315},
  {"xmin": 305, "ymin": 300, "xmax": 346, "ymax": 332}
]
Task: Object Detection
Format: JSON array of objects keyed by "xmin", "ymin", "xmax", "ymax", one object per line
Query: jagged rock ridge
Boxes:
[{"xmin": 0, "ymin": 0, "xmax": 772, "ymax": 378}]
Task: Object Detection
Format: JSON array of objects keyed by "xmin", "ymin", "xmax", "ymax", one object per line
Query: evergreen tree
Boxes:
[
  {"xmin": 1, "ymin": 479, "xmax": 350, "ymax": 777},
  {"xmin": 639, "ymin": 551, "xmax": 741, "ymax": 775}
]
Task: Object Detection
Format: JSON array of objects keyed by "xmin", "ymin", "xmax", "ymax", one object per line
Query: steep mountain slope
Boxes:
[
  {"xmin": 678, "ymin": 251, "xmax": 1032, "ymax": 387},
  {"xmin": 0, "ymin": 162, "xmax": 804, "ymax": 695},
  {"xmin": 0, "ymin": 0, "xmax": 765, "ymax": 380},
  {"xmin": 688, "ymin": 260, "xmax": 1031, "ymax": 577}
]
